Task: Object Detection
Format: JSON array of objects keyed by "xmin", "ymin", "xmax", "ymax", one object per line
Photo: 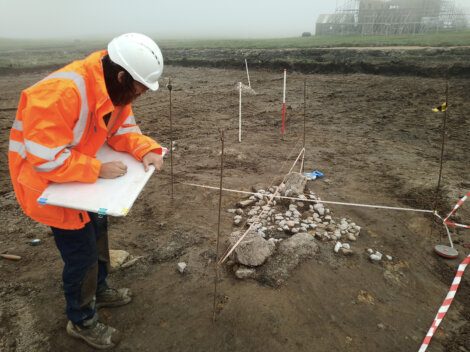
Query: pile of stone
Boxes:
[
  {"xmin": 226, "ymin": 173, "xmax": 364, "ymax": 282},
  {"xmin": 228, "ymin": 173, "xmax": 361, "ymax": 248}
]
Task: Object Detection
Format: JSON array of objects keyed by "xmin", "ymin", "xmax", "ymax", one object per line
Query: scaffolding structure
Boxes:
[{"xmin": 316, "ymin": 0, "xmax": 467, "ymax": 36}]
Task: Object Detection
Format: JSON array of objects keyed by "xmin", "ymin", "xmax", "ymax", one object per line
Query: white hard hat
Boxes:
[{"xmin": 108, "ymin": 33, "xmax": 164, "ymax": 91}]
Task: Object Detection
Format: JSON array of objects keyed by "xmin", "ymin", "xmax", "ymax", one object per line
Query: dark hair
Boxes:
[{"xmin": 102, "ymin": 54, "xmax": 137, "ymax": 106}]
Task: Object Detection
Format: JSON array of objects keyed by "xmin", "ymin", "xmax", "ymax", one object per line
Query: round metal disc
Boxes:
[{"xmin": 434, "ymin": 245, "xmax": 459, "ymax": 259}]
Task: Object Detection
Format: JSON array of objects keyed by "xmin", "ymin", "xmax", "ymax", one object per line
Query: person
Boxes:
[{"xmin": 8, "ymin": 33, "xmax": 165, "ymax": 349}]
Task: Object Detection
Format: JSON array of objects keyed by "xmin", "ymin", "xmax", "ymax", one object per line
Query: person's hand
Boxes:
[
  {"xmin": 142, "ymin": 152, "xmax": 164, "ymax": 172},
  {"xmin": 99, "ymin": 161, "xmax": 127, "ymax": 179}
]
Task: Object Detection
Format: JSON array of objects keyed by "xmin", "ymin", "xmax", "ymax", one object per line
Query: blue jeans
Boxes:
[{"xmin": 52, "ymin": 212, "xmax": 110, "ymax": 325}]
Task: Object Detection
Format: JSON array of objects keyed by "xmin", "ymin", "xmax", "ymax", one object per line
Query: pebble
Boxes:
[
  {"xmin": 177, "ymin": 262, "xmax": 187, "ymax": 274},
  {"xmin": 291, "ymin": 228, "xmax": 299, "ymax": 234},
  {"xmin": 367, "ymin": 248, "xmax": 374, "ymax": 254},
  {"xmin": 386, "ymin": 255, "xmax": 393, "ymax": 261},
  {"xmin": 235, "ymin": 267, "xmax": 256, "ymax": 279},
  {"xmin": 347, "ymin": 233, "xmax": 357, "ymax": 242},
  {"xmin": 334, "ymin": 242, "xmax": 342, "ymax": 253},
  {"xmin": 289, "ymin": 204, "xmax": 297, "ymax": 211},
  {"xmin": 285, "ymin": 211, "xmax": 293, "ymax": 217},
  {"xmin": 235, "ymin": 209, "xmax": 244, "ymax": 215},
  {"xmin": 30, "ymin": 239, "xmax": 41, "ymax": 246},
  {"xmin": 342, "ymin": 243, "xmax": 351, "ymax": 250},
  {"xmin": 340, "ymin": 248, "xmax": 354, "ymax": 256},
  {"xmin": 287, "ymin": 221, "xmax": 295, "ymax": 228},
  {"xmin": 370, "ymin": 253, "xmax": 382, "ymax": 262},
  {"xmin": 228, "ymin": 209, "xmax": 236, "ymax": 213}
]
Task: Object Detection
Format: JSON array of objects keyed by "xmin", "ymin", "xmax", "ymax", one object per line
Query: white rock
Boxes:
[
  {"xmin": 386, "ymin": 255, "xmax": 393, "ymax": 261},
  {"xmin": 367, "ymin": 248, "xmax": 374, "ymax": 254},
  {"xmin": 235, "ymin": 209, "xmax": 244, "ymax": 215},
  {"xmin": 285, "ymin": 211, "xmax": 292, "ymax": 217},
  {"xmin": 342, "ymin": 243, "xmax": 351, "ymax": 250},
  {"xmin": 289, "ymin": 204, "xmax": 297, "ymax": 211},
  {"xmin": 287, "ymin": 220, "xmax": 295, "ymax": 228},
  {"xmin": 235, "ymin": 267, "xmax": 256, "ymax": 279},
  {"xmin": 228, "ymin": 209, "xmax": 236, "ymax": 214},
  {"xmin": 375, "ymin": 251, "xmax": 383, "ymax": 260},
  {"xmin": 291, "ymin": 228, "xmax": 299, "ymax": 234},
  {"xmin": 370, "ymin": 254, "xmax": 381, "ymax": 262},
  {"xmin": 177, "ymin": 262, "xmax": 187, "ymax": 274},
  {"xmin": 334, "ymin": 242, "xmax": 342, "ymax": 253}
]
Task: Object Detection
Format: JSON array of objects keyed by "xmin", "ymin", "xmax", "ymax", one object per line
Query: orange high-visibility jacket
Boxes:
[{"xmin": 8, "ymin": 50, "xmax": 162, "ymax": 229}]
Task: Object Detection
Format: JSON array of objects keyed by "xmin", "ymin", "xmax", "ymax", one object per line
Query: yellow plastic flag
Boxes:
[{"xmin": 432, "ymin": 102, "xmax": 447, "ymax": 112}]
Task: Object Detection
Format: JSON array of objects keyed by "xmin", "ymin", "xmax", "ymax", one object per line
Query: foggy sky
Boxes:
[{"xmin": 1, "ymin": 0, "xmax": 469, "ymax": 40}]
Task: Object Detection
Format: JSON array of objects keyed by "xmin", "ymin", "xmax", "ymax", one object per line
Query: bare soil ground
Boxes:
[{"xmin": 0, "ymin": 62, "xmax": 469, "ymax": 352}]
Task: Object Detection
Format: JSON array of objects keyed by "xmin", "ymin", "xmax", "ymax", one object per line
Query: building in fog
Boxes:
[{"xmin": 315, "ymin": 0, "xmax": 467, "ymax": 36}]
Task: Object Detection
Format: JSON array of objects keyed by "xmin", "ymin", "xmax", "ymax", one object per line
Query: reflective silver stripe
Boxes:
[
  {"xmin": 12, "ymin": 120, "xmax": 23, "ymax": 131},
  {"xmin": 123, "ymin": 115, "xmax": 136, "ymax": 125},
  {"xmin": 9, "ymin": 140, "xmax": 26, "ymax": 159},
  {"xmin": 42, "ymin": 71, "xmax": 89, "ymax": 146},
  {"xmin": 24, "ymin": 138, "xmax": 66, "ymax": 161},
  {"xmin": 34, "ymin": 149, "xmax": 71, "ymax": 172},
  {"xmin": 114, "ymin": 126, "xmax": 141, "ymax": 136}
]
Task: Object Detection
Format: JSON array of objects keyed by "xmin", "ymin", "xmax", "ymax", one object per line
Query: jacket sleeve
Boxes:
[
  {"xmin": 21, "ymin": 85, "xmax": 101, "ymax": 183},
  {"xmin": 107, "ymin": 106, "xmax": 162, "ymax": 160}
]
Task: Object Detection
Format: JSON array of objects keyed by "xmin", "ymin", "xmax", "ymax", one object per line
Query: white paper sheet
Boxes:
[{"xmin": 38, "ymin": 144, "xmax": 156, "ymax": 217}]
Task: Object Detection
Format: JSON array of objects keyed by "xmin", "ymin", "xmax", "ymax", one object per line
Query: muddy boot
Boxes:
[
  {"xmin": 96, "ymin": 287, "xmax": 132, "ymax": 309},
  {"xmin": 66, "ymin": 315, "xmax": 121, "ymax": 349}
]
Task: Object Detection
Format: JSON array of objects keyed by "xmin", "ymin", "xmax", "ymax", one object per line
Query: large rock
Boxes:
[
  {"xmin": 258, "ymin": 233, "xmax": 319, "ymax": 287},
  {"xmin": 283, "ymin": 172, "xmax": 307, "ymax": 197},
  {"xmin": 109, "ymin": 250, "xmax": 130, "ymax": 270},
  {"xmin": 229, "ymin": 231, "xmax": 276, "ymax": 267}
]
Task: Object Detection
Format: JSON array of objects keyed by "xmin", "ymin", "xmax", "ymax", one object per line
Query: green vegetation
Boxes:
[
  {"xmin": 1, "ymin": 30, "xmax": 469, "ymax": 52},
  {"xmin": 0, "ymin": 30, "xmax": 468, "ymax": 70}
]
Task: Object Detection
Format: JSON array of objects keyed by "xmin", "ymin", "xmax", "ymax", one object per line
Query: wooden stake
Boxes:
[
  {"xmin": 167, "ymin": 78, "xmax": 174, "ymax": 200},
  {"xmin": 213, "ymin": 129, "xmax": 225, "ymax": 322}
]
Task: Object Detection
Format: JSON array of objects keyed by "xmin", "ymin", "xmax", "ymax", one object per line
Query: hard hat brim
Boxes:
[{"xmin": 146, "ymin": 80, "xmax": 159, "ymax": 91}]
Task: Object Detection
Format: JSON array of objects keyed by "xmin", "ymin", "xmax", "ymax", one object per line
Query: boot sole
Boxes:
[{"xmin": 66, "ymin": 321, "xmax": 116, "ymax": 350}]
